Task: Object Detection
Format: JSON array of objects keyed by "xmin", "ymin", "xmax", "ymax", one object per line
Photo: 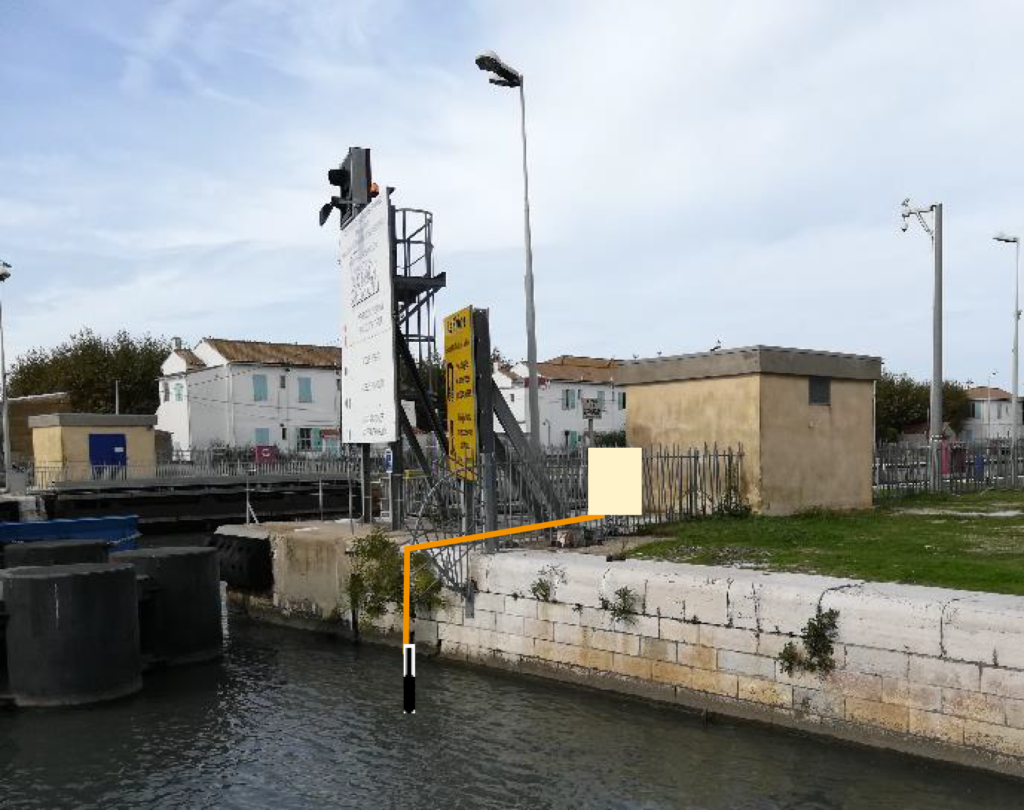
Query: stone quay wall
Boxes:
[{"xmin": 224, "ymin": 523, "xmax": 1024, "ymax": 777}]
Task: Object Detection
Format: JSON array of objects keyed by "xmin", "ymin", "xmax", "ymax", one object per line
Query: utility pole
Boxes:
[
  {"xmin": 114, "ymin": 380, "xmax": 120, "ymax": 415},
  {"xmin": 901, "ymin": 199, "xmax": 943, "ymax": 488},
  {"xmin": 994, "ymin": 233, "xmax": 1020, "ymax": 484}
]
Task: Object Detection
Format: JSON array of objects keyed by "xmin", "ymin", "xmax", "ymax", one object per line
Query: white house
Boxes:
[
  {"xmin": 494, "ymin": 355, "xmax": 627, "ymax": 448},
  {"xmin": 959, "ymin": 385, "xmax": 1022, "ymax": 441},
  {"xmin": 156, "ymin": 337, "xmax": 342, "ymax": 456}
]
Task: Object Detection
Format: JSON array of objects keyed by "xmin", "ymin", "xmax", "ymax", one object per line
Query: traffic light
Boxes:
[{"xmin": 318, "ymin": 147, "xmax": 376, "ymax": 228}]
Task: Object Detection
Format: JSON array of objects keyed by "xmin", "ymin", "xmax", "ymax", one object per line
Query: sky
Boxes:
[{"xmin": 4, "ymin": 0, "xmax": 1024, "ymax": 385}]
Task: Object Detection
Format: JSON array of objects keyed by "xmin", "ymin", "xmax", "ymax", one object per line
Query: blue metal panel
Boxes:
[
  {"xmin": 89, "ymin": 433, "xmax": 127, "ymax": 467},
  {"xmin": 0, "ymin": 516, "xmax": 140, "ymax": 551}
]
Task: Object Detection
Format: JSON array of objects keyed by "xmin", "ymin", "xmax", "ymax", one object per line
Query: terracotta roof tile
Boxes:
[
  {"xmin": 966, "ymin": 386, "xmax": 1012, "ymax": 401},
  {"xmin": 204, "ymin": 338, "xmax": 341, "ymax": 368},
  {"xmin": 534, "ymin": 355, "xmax": 621, "ymax": 383}
]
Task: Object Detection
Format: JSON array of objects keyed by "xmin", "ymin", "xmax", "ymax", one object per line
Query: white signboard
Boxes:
[
  {"xmin": 582, "ymin": 397, "xmax": 602, "ymax": 420},
  {"xmin": 340, "ymin": 191, "xmax": 397, "ymax": 443}
]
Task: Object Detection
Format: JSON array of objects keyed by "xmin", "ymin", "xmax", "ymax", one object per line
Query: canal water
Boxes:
[{"xmin": 1, "ymin": 617, "xmax": 1021, "ymax": 810}]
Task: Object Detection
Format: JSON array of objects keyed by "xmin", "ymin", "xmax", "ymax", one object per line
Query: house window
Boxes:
[
  {"xmin": 564, "ymin": 430, "xmax": 578, "ymax": 448},
  {"xmin": 618, "ymin": 391, "xmax": 627, "ymax": 410},
  {"xmin": 809, "ymin": 376, "xmax": 831, "ymax": 406},
  {"xmin": 280, "ymin": 374, "xmax": 287, "ymax": 389},
  {"xmin": 281, "ymin": 425, "xmax": 287, "ymax": 440},
  {"xmin": 162, "ymin": 382, "xmax": 170, "ymax": 402},
  {"xmin": 253, "ymin": 374, "xmax": 268, "ymax": 402},
  {"xmin": 297, "ymin": 427, "xmax": 321, "ymax": 451},
  {"xmin": 174, "ymin": 383, "xmax": 184, "ymax": 402},
  {"xmin": 298, "ymin": 377, "xmax": 313, "ymax": 403},
  {"xmin": 510, "ymin": 393, "xmax": 515, "ymax": 402},
  {"xmin": 562, "ymin": 389, "xmax": 576, "ymax": 410},
  {"xmin": 254, "ymin": 427, "xmax": 270, "ymax": 445}
]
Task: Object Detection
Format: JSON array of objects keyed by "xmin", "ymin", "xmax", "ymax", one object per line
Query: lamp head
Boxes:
[
  {"xmin": 994, "ymin": 232, "xmax": 1019, "ymax": 244},
  {"xmin": 475, "ymin": 50, "xmax": 522, "ymax": 87}
]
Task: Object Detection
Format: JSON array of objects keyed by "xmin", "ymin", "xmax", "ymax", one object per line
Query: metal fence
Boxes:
[
  {"xmin": 399, "ymin": 444, "xmax": 746, "ymax": 546},
  {"xmin": 874, "ymin": 439, "xmax": 1023, "ymax": 498}
]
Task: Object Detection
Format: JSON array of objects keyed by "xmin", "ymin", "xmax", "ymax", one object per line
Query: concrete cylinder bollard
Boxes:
[
  {"xmin": 1, "ymin": 563, "xmax": 142, "ymax": 707},
  {"xmin": 1, "ymin": 539, "xmax": 109, "ymax": 568},
  {"xmin": 111, "ymin": 547, "xmax": 223, "ymax": 665}
]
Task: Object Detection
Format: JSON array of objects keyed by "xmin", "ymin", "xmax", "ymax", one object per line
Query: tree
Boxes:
[
  {"xmin": 874, "ymin": 370, "xmax": 970, "ymax": 442},
  {"xmin": 9, "ymin": 329, "xmax": 171, "ymax": 415}
]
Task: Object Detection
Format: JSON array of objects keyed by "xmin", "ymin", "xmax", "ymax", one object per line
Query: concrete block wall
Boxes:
[{"xmin": 415, "ymin": 551, "xmax": 1024, "ymax": 776}]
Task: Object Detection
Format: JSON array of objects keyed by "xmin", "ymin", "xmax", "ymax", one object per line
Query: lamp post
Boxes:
[
  {"xmin": 994, "ymin": 233, "xmax": 1020, "ymax": 484},
  {"xmin": 475, "ymin": 50, "xmax": 541, "ymax": 453},
  {"xmin": 0, "ymin": 261, "xmax": 12, "ymax": 488},
  {"xmin": 901, "ymin": 200, "xmax": 943, "ymax": 489}
]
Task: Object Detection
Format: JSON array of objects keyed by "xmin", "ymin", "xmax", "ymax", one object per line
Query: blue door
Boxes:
[{"xmin": 89, "ymin": 434, "xmax": 127, "ymax": 467}]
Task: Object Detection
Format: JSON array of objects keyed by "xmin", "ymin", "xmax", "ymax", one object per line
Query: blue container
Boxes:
[{"xmin": 0, "ymin": 516, "xmax": 140, "ymax": 553}]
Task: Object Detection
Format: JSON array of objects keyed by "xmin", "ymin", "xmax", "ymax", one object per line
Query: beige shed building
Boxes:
[
  {"xmin": 617, "ymin": 346, "xmax": 882, "ymax": 515},
  {"xmin": 29, "ymin": 413, "xmax": 158, "ymax": 485}
]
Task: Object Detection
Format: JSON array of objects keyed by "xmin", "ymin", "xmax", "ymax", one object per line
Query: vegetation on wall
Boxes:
[
  {"xmin": 599, "ymin": 585, "xmax": 640, "ymax": 624},
  {"xmin": 778, "ymin": 607, "xmax": 840, "ymax": 676},
  {"xmin": 348, "ymin": 526, "xmax": 444, "ymax": 623},
  {"xmin": 9, "ymin": 328, "xmax": 170, "ymax": 415}
]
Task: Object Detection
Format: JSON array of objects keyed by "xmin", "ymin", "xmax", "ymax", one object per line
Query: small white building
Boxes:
[
  {"xmin": 156, "ymin": 337, "xmax": 342, "ymax": 456},
  {"xmin": 494, "ymin": 355, "xmax": 627, "ymax": 448},
  {"xmin": 960, "ymin": 386, "xmax": 1022, "ymax": 441}
]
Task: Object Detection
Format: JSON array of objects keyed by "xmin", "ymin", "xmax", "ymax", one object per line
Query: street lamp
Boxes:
[
  {"xmin": 994, "ymin": 232, "xmax": 1020, "ymax": 482},
  {"xmin": 901, "ymin": 199, "xmax": 944, "ymax": 489},
  {"xmin": 0, "ymin": 261, "xmax": 11, "ymax": 488},
  {"xmin": 475, "ymin": 50, "xmax": 541, "ymax": 453},
  {"xmin": 988, "ymin": 370, "xmax": 999, "ymax": 441}
]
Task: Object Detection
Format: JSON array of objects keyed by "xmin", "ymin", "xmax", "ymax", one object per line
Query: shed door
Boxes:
[{"xmin": 89, "ymin": 433, "xmax": 127, "ymax": 467}]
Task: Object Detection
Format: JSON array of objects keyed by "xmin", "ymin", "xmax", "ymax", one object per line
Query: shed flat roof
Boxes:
[
  {"xmin": 28, "ymin": 413, "xmax": 158, "ymax": 428},
  {"xmin": 617, "ymin": 345, "xmax": 882, "ymax": 385}
]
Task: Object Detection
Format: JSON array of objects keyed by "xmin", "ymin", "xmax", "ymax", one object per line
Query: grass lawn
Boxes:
[{"xmin": 626, "ymin": 489, "xmax": 1024, "ymax": 595}]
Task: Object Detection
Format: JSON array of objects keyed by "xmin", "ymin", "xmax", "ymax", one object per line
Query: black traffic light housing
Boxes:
[{"xmin": 319, "ymin": 147, "xmax": 376, "ymax": 228}]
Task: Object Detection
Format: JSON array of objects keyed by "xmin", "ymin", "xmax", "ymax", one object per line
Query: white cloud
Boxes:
[{"xmin": 7, "ymin": 0, "xmax": 1024, "ymax": 385}]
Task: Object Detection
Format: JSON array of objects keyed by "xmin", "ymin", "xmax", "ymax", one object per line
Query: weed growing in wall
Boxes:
[
  {"xmin": 348, "ymin": 526, "xmax": 444, "ymax": 622},
  {"xmin": 778, "ymin": 607, "xmax": 840, "ymax": 676},
  {"xmin": 600, "ymin": 586, "xmax": 640, "ymax": 625},
  {"xmin": 530, "ymin": 564, "xmax": 567, "ymax": 603}
]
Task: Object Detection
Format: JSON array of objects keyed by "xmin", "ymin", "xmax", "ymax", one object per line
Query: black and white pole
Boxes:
[{"xmin": 403, "ymin": 644, "xmax": 416, "ymax": 713}]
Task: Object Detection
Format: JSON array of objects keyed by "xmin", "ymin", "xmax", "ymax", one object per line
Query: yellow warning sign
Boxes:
[{"xmin": 444, "ymin": 306, "xmax": 477, "ymax": 479}]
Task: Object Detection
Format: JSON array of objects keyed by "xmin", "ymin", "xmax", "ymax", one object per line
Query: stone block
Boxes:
[
  {"xmin": 908, "ymin": 655, "xmax": 981, "ymax": 691},
  {"xmin": 757, "ymin": 632, "xmax": 796, "ymax": 659},
  {"xmin": 965, "ymin": 720, "xmax": 1024, "ymax": 758},
  {"xmin": 691, "ymin": 668, "xmax": 738, "ymax": 698},
  {"xmin": 490, "ymin": 631, "xmax": 535, "ymax": 658},
  {"xmin": 523, "ymin": 618, "xmax": 554, "ymax": 641},
  {"xmin": 678, "ymin": 643, "xmax": 717, "ymax": 670},
  {"xmin": 908, "ymin": 709, "xmax": 965, "ymax": 745},
  {"xmin": 536, "ymin": 601, "xmax": 581, "ymax": 625},
  {"xmin": 495, "ymin": 612, "xmax": 525, "ymax": 636},
  {"xmin": 588, "ymin": 628, "xmax": 642, "ymax": 656},
  {"xmin": 640, "ymin": 637, "xmax": 677, "ymax": 663},
  {"xmin": 579, "ymin": 606, "xmax": 658, "ymax": 637},
  {"xmin": 943, "ymin": 593, "xmax": 1024, "ymax": 670},
  {"xmin": 880, "ymin": 678, "xmax": 941, "ymax": 712},
  {"xmin": 717, "ymin": 650, "xmax": 777, "ymax": 680},
  {"xmin": 793, "ymin": 687, "xmax": 844, "ymax": 718},
  {"xmin": 980, "ymin": 666, "xmax": 1024, "ymax": 700},
  {"xmin": 651, "ymin": 660, "xmax": 693, "ymax": 688},
  {"xmin": 825, "ymin": 582, "xmax": 944, "ymax": 657},
  {"xmin": 612, "ymin": 653, "xmax": 653, "ymax": 680},
  {"xmin": 738, "ymin": 676, "xmax": 792, "ymax": 708},
  {"xmin": 504, "ymin": 596, "xmax": 539, "ymax": 618},
  {"xmin": 553, "ymin": 623, "xmax": 585, "ymax": 647},
  {"xmin": 473, "ymin": 591, "xmax": 506, "ymax": 613},
  {"xmin": 464, "ymin": 609, "xmax": 497, "ymax": 631},
  {"xmin": 413, "ymin": 619, "xmax": 438, "ymax": 645},
  {"xmin": 440, "ymin": 640, "xmax": 467, "ymax": 661},
  {"xmin": 659, "ymin": 618, "xmax": 699, "ymax": 645},
  {"xmin": 1004, "ymin": 698, "xmax": 1024, "ymax": 730},
  {"xmin": 699, "ymin": 624, "xmax": 759, "ymax": 654},
  {"xmin": 942, "ymin": 688, "xmax": 1006, "ymax": 725},
  {"xmin": 533, "ymin": 639, "xmax": 579, "ymax": 666},
  {"xmin": 845, "ymin": 697, "xmax": 909, "ymax": 733},
  {"xmin": 643, "ymin": 568, "xmax": 731, "ymax": 625},
  {"xmin": 844, "ymin": 646, "xmax": 909, "ymax": 679}
]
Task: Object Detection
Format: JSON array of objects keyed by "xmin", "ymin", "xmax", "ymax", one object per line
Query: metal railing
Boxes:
[{"xmin": 874, "ymin": 439, "xmax": 1024, "ymax": 498}]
